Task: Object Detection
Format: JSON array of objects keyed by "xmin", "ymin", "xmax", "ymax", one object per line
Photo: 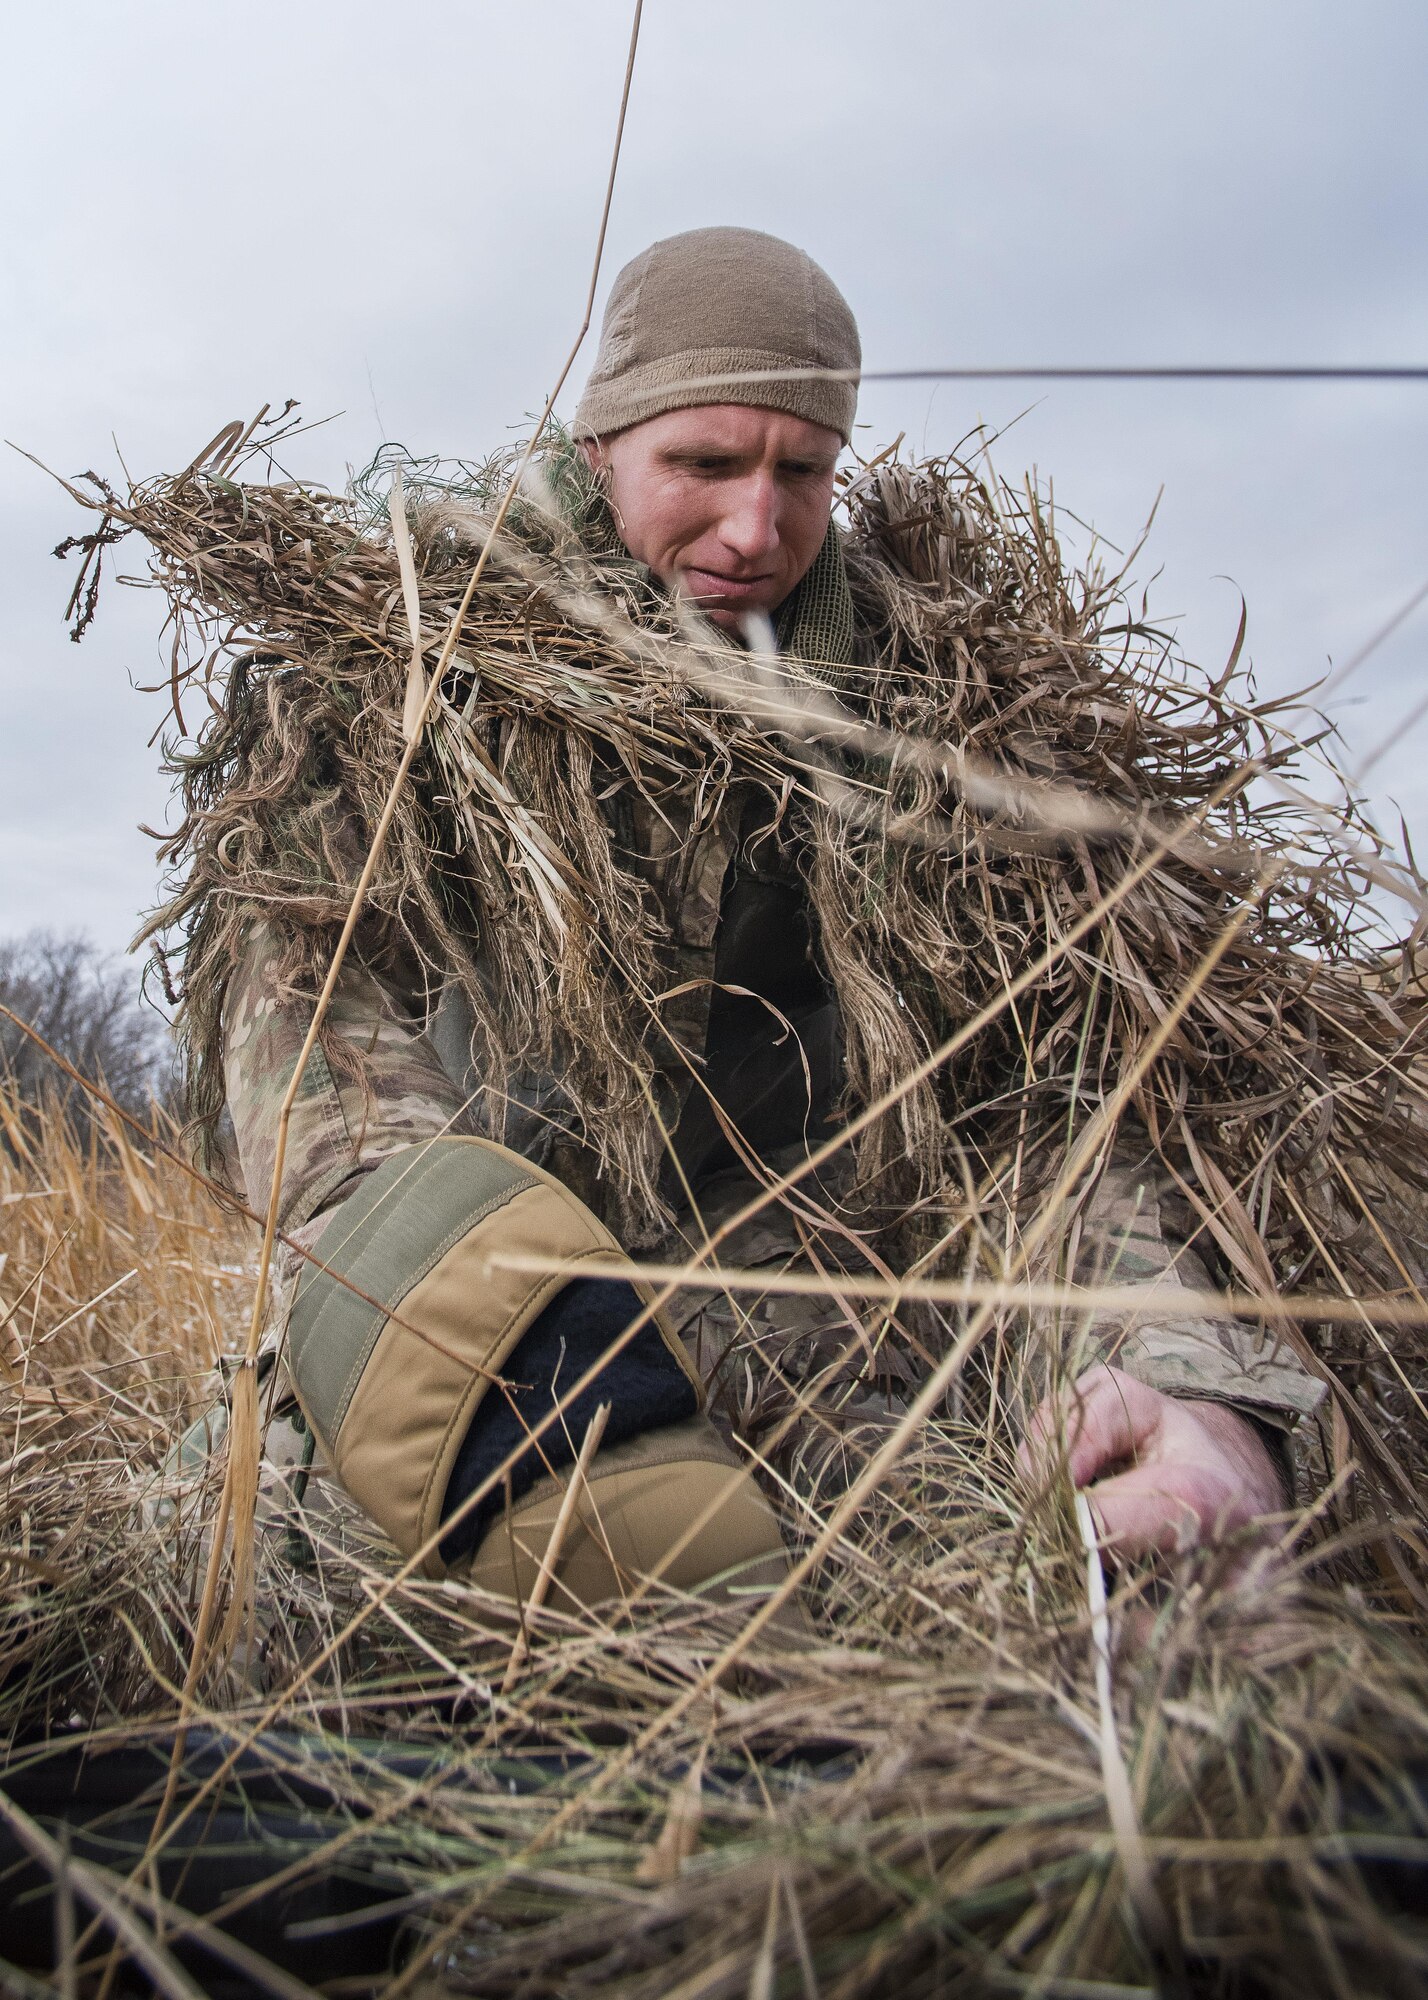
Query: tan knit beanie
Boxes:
[{"xmin": 573, "ymin": 226, "xmax": 860, "ymax": 445}]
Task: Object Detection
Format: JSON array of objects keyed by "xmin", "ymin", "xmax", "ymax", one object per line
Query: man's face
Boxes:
[{"xmin": 582, "ymin": 405, "xmax": 841, "ymax": 634}]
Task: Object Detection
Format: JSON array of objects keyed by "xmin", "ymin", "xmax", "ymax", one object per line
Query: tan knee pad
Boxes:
[
  {"xmin": 285, "ymin": 1138, "xmax": 702, "ymax": 1578},
  {"xmin": 462, "ymin": 1415, "xmax": 798, "ymax": 1623}
]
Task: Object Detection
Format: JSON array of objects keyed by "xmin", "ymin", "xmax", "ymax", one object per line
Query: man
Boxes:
[{"xmin": 214, "ymin": 227, "xmax": 1319, "ymax": 1617}]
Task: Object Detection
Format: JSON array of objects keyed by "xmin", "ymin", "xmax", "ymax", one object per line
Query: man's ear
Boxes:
[{"xmin": 577, "ymin": 436, "xmax": 603, "ymax": 473}]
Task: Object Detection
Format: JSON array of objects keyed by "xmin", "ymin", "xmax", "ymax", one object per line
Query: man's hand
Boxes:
[{"xmin": 1022, "ymin": 1364, "xmax": 1286, "ymax": 1565}]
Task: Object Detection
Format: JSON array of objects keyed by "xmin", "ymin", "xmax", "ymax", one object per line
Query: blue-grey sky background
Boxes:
[{"xmin": 2, "ymin": 1, "xmax": 1425, "ymax": 965}]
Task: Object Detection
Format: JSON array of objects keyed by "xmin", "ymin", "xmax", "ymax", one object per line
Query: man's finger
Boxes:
[
  {"xmin": 1084, "ymin": 1464, "xmax": 1205, "ymax": 1560},
  {"xmin": 1025, "ymin": 1364, "xmax": 1163, "ymax": 1488}
]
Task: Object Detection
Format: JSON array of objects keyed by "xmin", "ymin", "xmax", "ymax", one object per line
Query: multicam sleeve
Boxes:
[
  {"xmin": 1036, "ymin": 1137, "xmax": 1327, "ymax": 1431},
  {"xmin": 222, "ymin": 924, "xmax": 477, "ymax": 1244}
]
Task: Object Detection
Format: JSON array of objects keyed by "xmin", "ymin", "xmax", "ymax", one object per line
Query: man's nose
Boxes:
[{"xmin": 716, "ymin": 475, "xmax": 781, "ymax": 564}]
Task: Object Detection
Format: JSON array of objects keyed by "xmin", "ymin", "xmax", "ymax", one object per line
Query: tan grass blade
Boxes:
[
  {"xmin": 1075, "ymin": 1491, "xmax": 1176, "ymax": 1973},
  {"xmin": 500, "ymin": 1400, "xmax": 610, "ymax": 1692},
  {"xmin": 483, "ymin": 1249, "xmax": 1428, "ymax": 1331},
  {"xmin": 389, "ymin": 465, "xmax": 427, "ymax": 747},
  {"xmin": 634, "ymin": 1745, "xmax": 707, "ymax": 1884}
]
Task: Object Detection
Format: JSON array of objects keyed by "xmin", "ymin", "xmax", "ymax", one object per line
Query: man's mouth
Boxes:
[{"xmin": 680, "ymin": 567, "xmax": 776, "ymax": 603}]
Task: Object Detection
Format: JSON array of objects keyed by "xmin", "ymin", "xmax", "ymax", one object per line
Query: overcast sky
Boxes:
[{"xmin": 2, "ymin": 1, "xmax": 1425, "ymax": 966}]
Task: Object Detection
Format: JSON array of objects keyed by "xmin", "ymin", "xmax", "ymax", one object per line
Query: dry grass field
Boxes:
[{"xmin": 2, "ymin": 1068, "xmax": 1428, "ymax": 1998}]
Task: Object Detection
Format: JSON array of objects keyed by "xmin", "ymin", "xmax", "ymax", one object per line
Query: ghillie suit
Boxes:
[
  {"xmin": 13, "ymin": 416, "xmax": 1428, "ymax": 1999},
  {"xmin": 58, "ymin": 417, "xmax": 1428, "ymax": 1558}
]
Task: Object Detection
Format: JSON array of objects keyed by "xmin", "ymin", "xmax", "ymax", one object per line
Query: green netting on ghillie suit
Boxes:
[{"xmin": 59, "ymin": 414, "xmax": 1428, "ymax": 1463}]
